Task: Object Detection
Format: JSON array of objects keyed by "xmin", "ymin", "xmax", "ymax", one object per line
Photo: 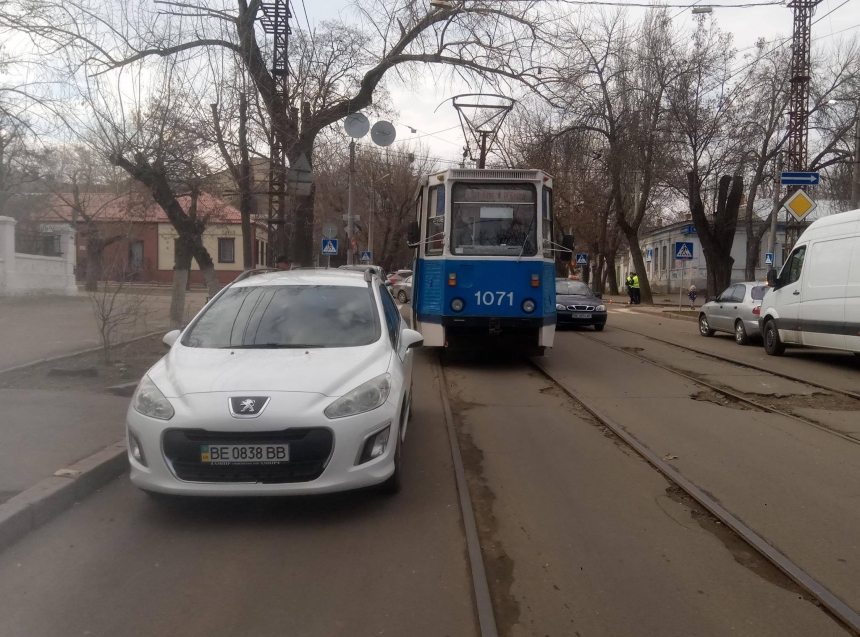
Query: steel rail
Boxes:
[
  {"xmin": 577, "ymin": 332, "xmax": 860, "ymax": 448},
  {"xmin": 530, "ymin": 354, "xmax": 860, "ymax": 636},
  {"xmin": 436, "ymin": 356, "xmax": 499, "ymax": 637},
  {"xmin": 609, "ymin": 322, "xmax": 860, "ymax": 402}
]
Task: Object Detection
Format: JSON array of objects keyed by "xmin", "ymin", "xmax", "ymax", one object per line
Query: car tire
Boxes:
[
  {"xmin": 734, "ymin": 320, "xmax": 749, "ymax": 345},
  {"xmin": 594, "ymin": 324, "xmax": 605, "ymax": 332},
  {"xmin": 397, "ymin": 290, "xmax": 408, "ymax": 303},
  {"xmin": 763, "ymin": 320, "xmax": 786, "ymax": 356},
  {"xmin": 379, "ymin": 435, "xmax": 402, "ymax": 495},
  {"xmin": 699, "ymin": 314, "xmax": 715, "ymax": 337}
]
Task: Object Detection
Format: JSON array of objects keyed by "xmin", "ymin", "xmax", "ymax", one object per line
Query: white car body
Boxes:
[
  {"xmin": 760, "ymin": 208, "xmax": 860, "ymax": 355},
  {"xmin": 126, "ymin": 269, "xmax": 422, "ymax": 496}
]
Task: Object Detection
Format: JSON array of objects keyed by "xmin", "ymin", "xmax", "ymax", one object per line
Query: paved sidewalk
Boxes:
[{"xmin": 0, "ymin": 291, "xmax": 207, "ymax": 372}]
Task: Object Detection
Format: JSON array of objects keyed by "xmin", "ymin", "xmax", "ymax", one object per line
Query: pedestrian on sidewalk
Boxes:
[
  {"xmin": 631, "ymin": 273, "xmax": 641, "ymax": 304},
  {"xmin": 276, "ymin": 256, "xmax": 292, "ymax": 271},
  {"xmin": 625, "ymin": 273, "xmax": 635, "ymax": 304},
  {"xmin": 688, "ymin": 284, "xmax": 698, "ymax": 310}
]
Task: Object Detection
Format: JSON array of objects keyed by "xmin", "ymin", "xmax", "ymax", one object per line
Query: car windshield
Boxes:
[
  {"xmin": 450, "ymin": 183, "xmax": 537, "ymax": 256},
  {"xmin": 751, "ymin": 285, "xmax": 768, "ymax": 301},
  {"xmin": 183, "ymin": 285, "xmax": 379, "ymax": 348},
  {"xmin": 556, "ymin": 280, "xmax": 593, "ymax": 296}
]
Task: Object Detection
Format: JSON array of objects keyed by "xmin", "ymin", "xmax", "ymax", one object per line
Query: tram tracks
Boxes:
[
  {"xmin": 576, "ymin": 331, "xmax": 860, "ymax": 448},
  {"xmin": 529, "ymin": 349, "xmax": 860, "ymax": 635}
]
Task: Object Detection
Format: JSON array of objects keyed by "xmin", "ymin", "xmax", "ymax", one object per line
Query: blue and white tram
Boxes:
[{"xmin": 406, "ymin": 168, "xmax": 573, "ymax": 350}]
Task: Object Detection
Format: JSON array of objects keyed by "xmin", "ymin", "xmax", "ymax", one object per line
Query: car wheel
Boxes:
[
  {"xmin": 763, "ymin": 320, "xmax": 786, "ymax": 356},
  {"xmin": 397, "ymin": 290, "xmax": 408, "ymax": 303},
  {"xmin": 594, "ymin": 324, "xmax": 605, "ymax": 332},
  {"xmin": 699, "ymin": 314, "xmax": 715, "ymax": 337},
  {"xmin": 734, "ymin": 320, "xmax": 749, "ymax": 345},
  {"xmin": 379, "ymin": 434, "xmax": 402, "ymax": 495}
]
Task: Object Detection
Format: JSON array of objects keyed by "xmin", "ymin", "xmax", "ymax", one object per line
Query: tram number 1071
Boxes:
[{"xmin": 474, "ymin": 291, "xmax": 514, "ymax": 306}]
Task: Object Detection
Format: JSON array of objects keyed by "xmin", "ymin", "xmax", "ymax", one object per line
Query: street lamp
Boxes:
[
  {"xmin": 370, "ymin": 173, "xmax": 391, "ymax": 262},
  {"xmin": 827, "ymin": 98, "xmax": 860, "ymax": 209}
]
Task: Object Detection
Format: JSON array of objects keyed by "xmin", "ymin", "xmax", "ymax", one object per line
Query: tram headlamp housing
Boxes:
[
  {"xmin": 451, "ymin": 298, "xmax": 465, "ymax": 312},
  {"xmin": 522, "ymin": 299, "xmax": 536, "ymax": 314}
]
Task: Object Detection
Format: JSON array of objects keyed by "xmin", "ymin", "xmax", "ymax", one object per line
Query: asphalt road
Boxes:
[{"xmin": 1, "ymin": 309, "xmax": 857, "ymax": 636}]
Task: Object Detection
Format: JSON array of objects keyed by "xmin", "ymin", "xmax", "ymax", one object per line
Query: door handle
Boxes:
[{"xmin": 793, "ymin": 290, "xmax": 800, "ymax": 296}]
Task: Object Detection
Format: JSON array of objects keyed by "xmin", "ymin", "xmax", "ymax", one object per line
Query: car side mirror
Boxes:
[
  {"xmin": 407, "ymin": 221, "xmax": 421, "ymax": 246},
  {"xmin": 559, "ymin": 235, "xmax": 575, "ymax": 262},
  {"xmin": 400, "ymin": 328, "xmax": 423, "ymax": 350},
  {"xmin": 163, "ymin": 329, "xmax": 181, "ymax": 349},
  {"xmin": 384, "ymin": 280, "xmax": 393, "ymax": 287},
  {"xmin": 766, "ymin": 268, "xmax": 778, "ymax": 288}
]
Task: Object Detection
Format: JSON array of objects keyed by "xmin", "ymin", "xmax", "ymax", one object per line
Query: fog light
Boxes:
[
  {"xmin": 522, "ymin": 299, "xmax": 536, "ymax": 313},
  {"xmin": 451, "ymin": 298, "xmax": 465, "ymax": 312},
  {"xmin": 358, "ymin": 425, "xmax": 391, "ymax": 464},
  {"xmin": 129, "ymin": 431, "xmax": 147, "ymax": 467}
]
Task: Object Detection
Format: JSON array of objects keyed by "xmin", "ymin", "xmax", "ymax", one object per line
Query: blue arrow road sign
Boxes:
[
  {"xmin": 781, "ymin": 171, "xmax": 819, "ymax": 186},
  {"xmin": 765, "ymin": 252, "xmax": 774, "ymax": 266},
  {"xmin": 321, "ymin": 239, "xmax": 338, "ymax": 255},
  {"xmin": 675, "ymin": 242, "xmax": 694, "ymax": 260},
  {"xmin": 575, "ymin": 253, "xmax": 588, "ymax": 266},
  {"xmin": 646, "ymin": 248, "xmax": 653, "ymax": 263},
  {"xmin": 360, "ymin": 251, "xmax": 371, "ymax": 262}
]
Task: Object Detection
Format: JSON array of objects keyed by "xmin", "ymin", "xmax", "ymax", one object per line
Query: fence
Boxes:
[
  {"xmin": 0, "ymin": 217, "xmax": 77, "ymax": 296},
  {"xmin": 14, "ymin": 230, "xmax": 62, "ymax": 257}
]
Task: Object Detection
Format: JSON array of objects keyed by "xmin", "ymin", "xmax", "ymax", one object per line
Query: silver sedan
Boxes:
[
  {"xmin": 392, "ymin": 275, "xmax": 412, "ymax": 303},
  {"xmin": 698, "ymin": 282, "xmax": 769, "ymax": 345}
]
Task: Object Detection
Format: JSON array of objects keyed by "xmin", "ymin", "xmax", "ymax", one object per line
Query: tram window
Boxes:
[
  {"xmin": 542, "ymin": 188, "xmax": 553, "ymax": 258},
  {"xmin": 426, "ymin": 186, "xmax": 444, "ymax": 255},
  {"xmin": 451, "ymin": 183, "xmax": 537, "ymax": 256}
]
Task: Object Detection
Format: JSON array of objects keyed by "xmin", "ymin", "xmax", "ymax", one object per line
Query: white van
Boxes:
[{"xmin": 760, "ymin": 209, "xmax": 860, "ymax": 356}]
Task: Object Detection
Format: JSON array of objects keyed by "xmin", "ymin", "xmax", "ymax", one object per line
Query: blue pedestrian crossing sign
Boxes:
[
  {"xmin": 765, "ymin": 252, "xmax": 774, "ymax": 266},
  {"xmin": 321, "ymin": 239, "xmax": 338, "ymax": 255},
  {"xmin": 646, "ymin": 248, "xmax": 653, "ymax": 263},
  {"xmin": 575, "ymin": 253, "xmax": 588, "ymax": 266},
  {"xmin": 360, "ymin": 251, "xmax": 371, "ymax": 263},
  {"xmin": 675, "ymin": 242, "xmax": 694, "ymax": 260}
]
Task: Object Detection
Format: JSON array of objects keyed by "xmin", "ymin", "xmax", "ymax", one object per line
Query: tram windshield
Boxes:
[{"xmin": 450, "ymin": 183, "xmax": 537, "ymax": 256}]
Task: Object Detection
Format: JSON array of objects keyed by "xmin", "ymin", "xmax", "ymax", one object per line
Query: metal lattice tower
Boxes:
[
  {"xmin": 786, "ymin": 0, "xmax": 822, "ymax": 174},
  {"xmin": 259, "ymin": 0, "xmax": 291, "ymax": 260}
]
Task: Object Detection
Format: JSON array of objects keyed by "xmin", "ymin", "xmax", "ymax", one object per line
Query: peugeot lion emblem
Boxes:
[{"xmin": 229, "ymin": 396, "xmax": 271, "ymax": 419}]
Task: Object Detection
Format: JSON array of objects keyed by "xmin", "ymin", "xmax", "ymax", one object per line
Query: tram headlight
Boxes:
[
  {"xmin": 556, "ymin": 303, "xmax": 566, "ymax": 311},
  {"xmin": 522, "ymin": 299, "xmax": 536, "ymax": 314},
  {"xmin": 451, "ymin": 298, "xmax": 465, "ymax": 312}
]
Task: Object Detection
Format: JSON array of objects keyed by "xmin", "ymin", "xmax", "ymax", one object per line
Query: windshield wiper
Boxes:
[{"xmin": 220, "ymin": 344, "xmax": 324, "ymax": 349}]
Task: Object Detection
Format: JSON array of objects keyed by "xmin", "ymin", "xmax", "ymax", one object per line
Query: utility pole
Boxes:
[
  {"xmin": 260, "ymin": 0, "xmax": 292, "ymax": 261},
  {"xmin": 852, "ymin": 114, "xmax": 860, "ymax": 208},
  {"xmin": 767, "ymin": 153, "xmax": 782, "ymax": 263},
  {"xmin": 347, "ymin": 140, "xmax": 356, "ymax": 265},
  {"xmin": 478, "ymin": 132, "xmax": 489, "ymax": 169},
  {"xmin": 369, "ymin": 172, "xmax": 391, "ymax": 263}
]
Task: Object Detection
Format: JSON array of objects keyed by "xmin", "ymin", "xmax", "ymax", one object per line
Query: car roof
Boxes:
[{"xmin": 231, "ymin": 269, "xmax": 370, "ymax": 288}]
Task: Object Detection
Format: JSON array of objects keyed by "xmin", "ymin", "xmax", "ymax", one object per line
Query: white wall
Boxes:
[{"xmin": 0, "ymin": 217, "xmax": 78, "ymax": 297}]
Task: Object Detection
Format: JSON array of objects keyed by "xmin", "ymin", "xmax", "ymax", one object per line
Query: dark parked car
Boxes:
[{"xmin": 555, "ymin": 279, "xmax": 607, "ymax": 331}]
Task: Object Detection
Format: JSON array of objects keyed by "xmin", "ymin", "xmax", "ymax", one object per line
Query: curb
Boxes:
[
  {"xmin": 0, "ymin": 440, "xmax": 128, "ymax": 553},
  {"xmin": 0, "ymin": 330, "xmax": 165, "ymax": 377}
]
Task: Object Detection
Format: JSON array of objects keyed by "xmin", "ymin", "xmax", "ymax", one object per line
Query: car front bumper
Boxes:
[
  {"xmin": 127, "ymin": 392, "xmax": 400, "ymax": 496},
  {"xmin": 556, "ymin": 311, "xmax": 608, "ymax": 327}
]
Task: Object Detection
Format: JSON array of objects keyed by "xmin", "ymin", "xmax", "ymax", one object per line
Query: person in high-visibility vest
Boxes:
[
  {"xmin": 631, "ymin": 273, "xmax": 641, "ymax": 304},
  {"xmin": 625, "ymin": 273, "xmax": 635, "ymax": 304}
]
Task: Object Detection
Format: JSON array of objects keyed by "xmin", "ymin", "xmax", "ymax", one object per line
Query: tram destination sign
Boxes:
[{"xmin": 459, "ymin": 188, "xmax": 534, "ymax": 203}]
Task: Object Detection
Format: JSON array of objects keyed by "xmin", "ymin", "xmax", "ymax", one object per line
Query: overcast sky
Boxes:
[{"xmin": 298, "ymin": 0, "xmax": 860, "ymax": 165}]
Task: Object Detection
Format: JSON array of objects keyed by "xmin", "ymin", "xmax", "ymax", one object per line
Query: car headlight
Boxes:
[
  {"xmin": 596, "ymin": 304, "xmax": 606, "ymax": 311},
  {"xmin": 556, "ymin": 303, "xmax": 566, "ymax": 311},
  {"xmin": 132, "ymin": 375, "xmax": 174, "ymax": 420},
  {"xmin": 451, "ymin": 298, "xmax": 465, "ymax": 312},
  {"xmin": 522, "ymin": 299, "xmax": 536, "ymax": 313},
  {"xmin": 325, "ymin": 373, "xmax": 391, "ymax": 419}
]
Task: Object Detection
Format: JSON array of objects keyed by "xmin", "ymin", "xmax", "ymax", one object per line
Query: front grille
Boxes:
[
  {"xmin": 163, "ymin": 428, "xmax": 333, "ymax": 484},
  {"xmin": 566, "ymin": 305, "xmax": 595, "ymax": 311}
]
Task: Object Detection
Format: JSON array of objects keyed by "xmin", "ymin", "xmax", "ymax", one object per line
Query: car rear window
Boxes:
[
  {"xmin": 750, "ymin": 286, "xmax": 768, "ymax": 301},
  {"xmin": 183, "ymin": 285, "xmax": 380, "ymax": 348}
]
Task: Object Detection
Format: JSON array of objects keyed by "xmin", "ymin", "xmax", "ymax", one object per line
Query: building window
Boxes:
[
  {"xmin": 218, "ymin": 237, "xmax": 235, "ymax": 263},
  {"xmin": 661, "ymin": 245, "xmax": 667, "ymax": 271},
  {"xmin": 129, "ymin": 240, "xmax": 144, "ymax": 271}
]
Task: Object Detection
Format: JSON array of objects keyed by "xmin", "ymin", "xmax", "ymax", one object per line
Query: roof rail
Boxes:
[{"xmin": 232, "ymin": 267, "xmax": 279, "ymax": 284}]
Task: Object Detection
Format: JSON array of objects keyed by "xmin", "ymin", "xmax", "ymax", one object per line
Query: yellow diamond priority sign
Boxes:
[{"xmin": 783, "ymin": 188, "xmax": 817, "ymax": 222}]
